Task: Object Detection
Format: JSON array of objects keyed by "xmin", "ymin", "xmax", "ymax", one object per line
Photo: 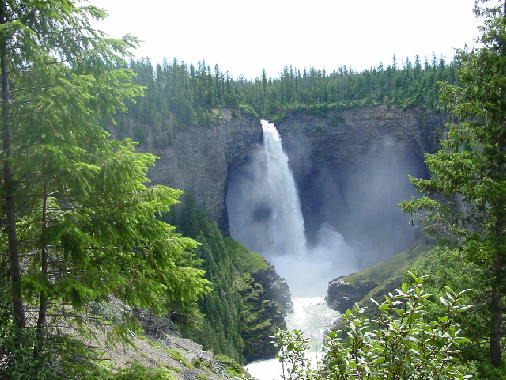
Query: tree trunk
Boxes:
[
  {"xmin": 34, "ymin": 182, "xmax": 49, "ymax": 358},
  {"xmin": 490, "ymin": 255, "xmax": 503, "ymax": 366},
  {"xmin": 1, "ymin": 2, "xmax": 24, "ymax": 330}
]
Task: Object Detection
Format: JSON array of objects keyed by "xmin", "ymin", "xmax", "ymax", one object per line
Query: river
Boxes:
[{"xmin": 246, "ymin": 297, "xmax": 339, "ymax": 380}]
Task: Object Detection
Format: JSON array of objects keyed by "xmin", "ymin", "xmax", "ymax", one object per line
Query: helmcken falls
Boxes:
[{"xmin": 227, "ymin": 120, "xmax": 357, "ymax": 379}]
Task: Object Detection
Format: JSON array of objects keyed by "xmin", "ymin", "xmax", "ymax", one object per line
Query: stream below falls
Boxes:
[
  {"xmin": 227, "ymin": 120, "xmax": 348, "ymax": 379},
  {"xmin": 246, "ymin": 297, "xmax": 339, "ymax": 380}
]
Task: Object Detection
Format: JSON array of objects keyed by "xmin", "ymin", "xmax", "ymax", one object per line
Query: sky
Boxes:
[{"xmin": 93, "ymin": 0, "xmax": 479, "ymax": 79}]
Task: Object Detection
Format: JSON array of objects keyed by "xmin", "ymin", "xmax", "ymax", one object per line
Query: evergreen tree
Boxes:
[
  {"xmin": 0, "ymin": 1, "xmax": 210, "ymax": 375},
  {"xmin": 401, "ymin": 0, "xmax": 506, "ymax": 367}
]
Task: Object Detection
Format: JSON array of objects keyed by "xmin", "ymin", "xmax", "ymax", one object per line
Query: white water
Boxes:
[
  {"xmin": 246, "ymin": 297, "xmax": 339, "ymax": 380},
  {"xmin": 228, "ymin": 120, "xmax": 357, "ymax": 296},
  {"xmin": 227, "ymin": 120, "xmax": 355, "ymax": 379},
  {"xmin": 260, "ymin": 120, "xmax": 307, "ymax": 258}
]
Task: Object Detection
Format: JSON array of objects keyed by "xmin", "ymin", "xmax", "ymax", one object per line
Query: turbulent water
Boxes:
[
  {"xmin": 227, "ymin": 119, "xmax": 357, "ymax": 296},
  {"xmin": 246, "ymin": 297, "xmax": 339, "ymax": 380},
  {"xmin": 227, "ymin": 120, "xmax": 355, "ymax": 379}
]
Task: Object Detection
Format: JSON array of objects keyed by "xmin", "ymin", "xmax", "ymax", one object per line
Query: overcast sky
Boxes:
[{"xmin": 93, "ymin": 0, "xmax": 479, "ymax": 79}]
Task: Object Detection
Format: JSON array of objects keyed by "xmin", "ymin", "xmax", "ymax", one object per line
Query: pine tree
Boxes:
[{"xmin": 401, "ymin": 0, "xmax": 506, "ymax": 367}]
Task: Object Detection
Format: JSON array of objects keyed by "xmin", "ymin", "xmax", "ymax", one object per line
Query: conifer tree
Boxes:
[
  {"xmin": 0, "ymin": 1, "xmax": 210, "ymax": 373},
  {"xmin": 401, "ymin": 0, "xmax": 506, "ymax": 366}
]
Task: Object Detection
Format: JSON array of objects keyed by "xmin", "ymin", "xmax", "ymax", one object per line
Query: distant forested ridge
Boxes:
[{"xmin": 124, "ymin": 55, "xmax": 458, "ymax": 134}]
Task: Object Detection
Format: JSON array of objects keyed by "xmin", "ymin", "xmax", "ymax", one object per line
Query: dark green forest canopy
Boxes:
[{"xmin": 125, "ymin": 55, "xmax": 458, "ymax": 129}]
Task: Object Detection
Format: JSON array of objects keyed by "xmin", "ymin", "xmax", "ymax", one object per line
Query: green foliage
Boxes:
[
  {"xmin": 238, "ymin": 103, "xmax": 260, "ymax": 118},
  {"xmin": 400, "ymin": 0, "xmax": 506, "ymax": 367},
  {"xmin": 0, "ymin": 1, "xmax": 211, "ymax": 377},
  {"xmin": 172, "ymin": 202, "xmax": 286, "ymax": 363},
  {"xmin": 123, "ymin": 55, "xmax": 458, "ymax": 133},
  {"xmin": 81, "ymin": 361, "xmax": 177, "ymax": 380},
  {"xmin": 214, "ymin": 354, "xmax": 250, "ymax": 377},
  {"xmin": 225, "ymin": 238, "xmax": 268, "ymax": 273},
  {"xmin": 406, "ymin": 247, "xmax": 505, "ymax": 379},
  {"xmin": 275, "ymin": 280, "xmax": 473, "ymax": 380},
  {"xmin": 274, "ymin": 329, "xmax": 312, "ymax": 380},
  {"xmin": 344, "ymin": 239, "xmax": 429, "ymax": 289},
  {"xmin": 174, "ymin": 203, "xmax": 246, "ymax": 361},
  {"xmin": 166, "ymin": 349, "xmax": 191, "ymax": 368},
  {"xmin": 112, "ymin": 363, "xmax": 176, "ymax": 380}
]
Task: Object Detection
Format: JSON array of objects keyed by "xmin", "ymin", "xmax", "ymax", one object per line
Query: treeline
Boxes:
[
  {"xmin": 126, "ymin": 59, "xmax": 242, "ymax": 130},
  {"xmin": 124, "ymin": 54, "xmax": 458, "ymax": 131}
]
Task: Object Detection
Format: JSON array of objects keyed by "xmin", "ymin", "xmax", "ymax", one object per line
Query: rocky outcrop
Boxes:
[
  {"xmin": 252, "ymin": 263, "xmax": 293, "ymax": 315},
  {"xmin": 326, "ymin": 276, "xmax": 377, "ymax": 313},
  {"xmin": 105, "ymin": 330, "xmax": 251, "ymax": 379},
  {"xmin": 326, "ymin": 239, "xmax": 430, "ymax": 313}
]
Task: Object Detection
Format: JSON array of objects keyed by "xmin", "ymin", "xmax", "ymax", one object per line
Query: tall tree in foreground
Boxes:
[
  {"xmin": 401, "ymin": 0, "xmax": 506, "ymax": 367},
  {"xmin": 0, "ymin": 1, "xmax": 210, "ymax": 377}
]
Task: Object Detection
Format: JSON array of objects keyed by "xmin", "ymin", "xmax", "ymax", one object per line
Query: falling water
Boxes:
[
  {"xmin": 227, "ymin": 119, "xmax": 357, "ymax": 296},
  {"xmin": 227, "ymin": 120, "xmax": 357, "ymax": 379},
  {"xmin": 256, "ymin": 120, "xmax": 306, "ymax": 257}
]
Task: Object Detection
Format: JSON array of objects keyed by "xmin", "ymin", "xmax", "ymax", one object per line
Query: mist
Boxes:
[
  {"xmin": 296, "ymin": 136, "xmax": 424, "ymax": 269},
  {"xmin": 227, "ymin": 121, "xmax": 358, "ymax": 297}
]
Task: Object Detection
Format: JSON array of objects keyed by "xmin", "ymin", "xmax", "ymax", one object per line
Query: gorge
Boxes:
[
  {"xmin": 115, "ymin": 105, "xmax": 446, "ymax": 367},
  {"xmin": 123, "ymin": 105, "xmax": 443, "ymax": 266}
]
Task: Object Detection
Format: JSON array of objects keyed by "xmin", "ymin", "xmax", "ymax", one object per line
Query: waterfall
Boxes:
[
  {"xmin": 228, "ymin": 119, "xmax": 357, "ymax": 379},
  {"xmin": 227, "ymin": 119, "xmax": 357, "ymax": 296},
  {"xmin": 257, "ymin": 120, "xmax": 307, "ymax": 257}
]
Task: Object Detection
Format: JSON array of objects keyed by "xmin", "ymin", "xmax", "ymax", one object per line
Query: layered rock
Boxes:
[
  {"xmin": 116, "ymin": 106, "xmax": 445, "ymax": 244},
  {"xmin": 113, "ymin": 110, "xmax": 262, "ymax": 231}
]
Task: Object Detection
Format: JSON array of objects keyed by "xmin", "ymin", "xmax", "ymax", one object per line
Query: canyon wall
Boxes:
[{"xmin": 117, "ymin": 105, "xmax": 445, "ymax": 264}]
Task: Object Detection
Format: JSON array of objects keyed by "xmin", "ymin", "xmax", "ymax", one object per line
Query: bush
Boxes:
[{"xmin": 275, "ymin": 276, "xmax": 473, "ymax": 380}]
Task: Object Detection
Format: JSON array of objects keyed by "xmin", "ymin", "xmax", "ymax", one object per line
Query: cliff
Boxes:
[
  {"xmin": 275, "ymin": 106, "xmax": 446, "ymax": 265},
  {"xmin": 116, "ymin": 106, "xmax": 445, "ymax": 242},
  {"xmin": 114, "ymin": 110, "xmax": 262, "ymax": 231}
]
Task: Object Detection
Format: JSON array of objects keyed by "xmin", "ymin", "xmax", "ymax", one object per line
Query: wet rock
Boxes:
[{"xmin": 326, "ymin": 276, "xmax": 377, "ymax": 313}]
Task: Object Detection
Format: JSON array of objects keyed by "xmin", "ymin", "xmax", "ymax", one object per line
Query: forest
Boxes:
[{"xmin": 0, "ymin": 0, "xmax": 505, "ymax": 379}]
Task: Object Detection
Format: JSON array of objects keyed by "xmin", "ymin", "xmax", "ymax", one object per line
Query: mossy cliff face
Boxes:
[{"xmin": 227, "ymin": 239, "xmax": 292, "ymax": 362}]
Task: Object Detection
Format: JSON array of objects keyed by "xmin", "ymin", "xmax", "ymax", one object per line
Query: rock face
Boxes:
[
  {"xmin": 326, "ymin": 276, "xmax": 377, "ymax": 313},
  {"xmin": 325, "ymin": 239, "xmax": 430, "ymax": 314},
  {"xmin": 117, "ymin": 106, "xmax": 445, "ymax": 248},
  {"xmin": 252, "ymin": 263, "xmax": 293, "ymax": 315},
  {"xmin": 114, "ymin": 110, "xmax": 262, "ymax": 231},
  {"xmin": 274, "ymin": 106, "xmax": 446, "ymax": 265}
]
